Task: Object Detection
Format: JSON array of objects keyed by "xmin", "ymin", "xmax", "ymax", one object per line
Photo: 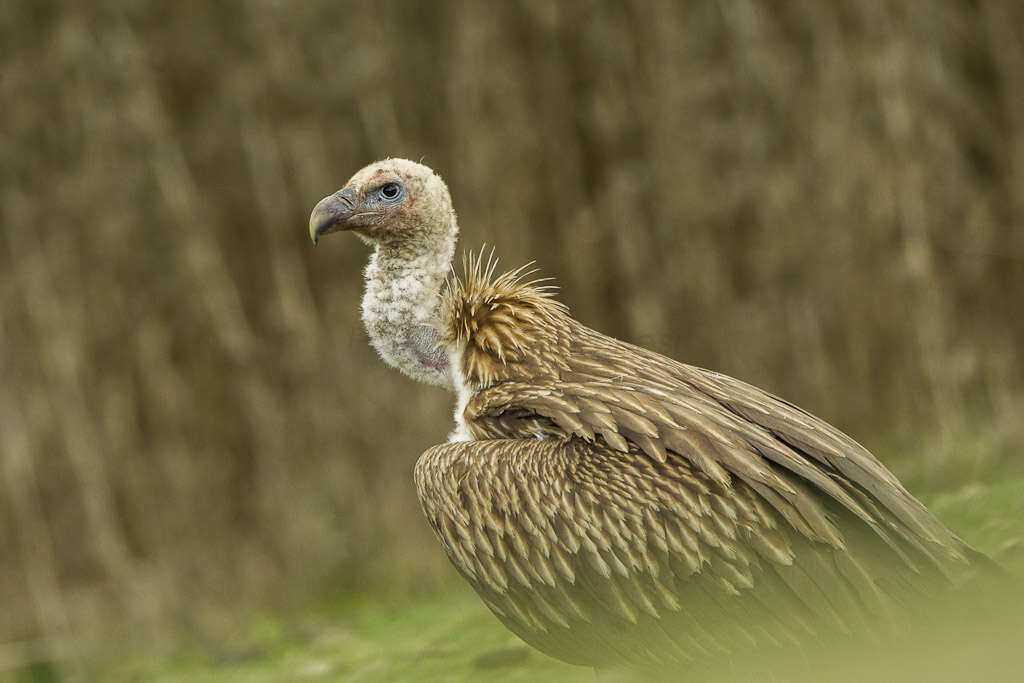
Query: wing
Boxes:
[
  {"xmin": 431, "ymin": 276, "xmax": 977, "ymax": 669},
  {"xmin": 415, "ymin": 437, "xmax": 910, "ymax": 670},
  {"xmin": 463, "ymin": 318, "xmax": 974, "ymax": 578}
]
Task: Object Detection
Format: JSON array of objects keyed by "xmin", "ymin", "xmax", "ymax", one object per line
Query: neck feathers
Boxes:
[
  {"xmin": 362, "ymin": 242, "xmax": 568, "ymax": 392},
  {"xmin": 442, "ymin": 250, "xmax": 568, "ymax": 389},
  {"xmin": 361, "ymin": 232, "xmax": 457, "ymax": 387}
]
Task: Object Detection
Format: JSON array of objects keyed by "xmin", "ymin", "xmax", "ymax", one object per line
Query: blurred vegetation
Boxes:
[{"xmin": 1, "ymin": 0, "xmax": 1022, "ymax": 677}]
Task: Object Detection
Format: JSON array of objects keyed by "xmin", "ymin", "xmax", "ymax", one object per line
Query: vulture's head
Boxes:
[{"xmin": 309, "ymin": 158, "xmax": 456, "ymax": 248}]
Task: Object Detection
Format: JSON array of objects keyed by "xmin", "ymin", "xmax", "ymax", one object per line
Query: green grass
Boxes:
[
  {"xmin": 94, "ymin": 585, "xmax": 591, "ymax": 683},
  {"xmin": 61, "ymin": 478, "xmax": 1024, "ymax": 683},
  {"xmin": 925, "ymin": 479, "xmax": 1024, "ymax": 565}
]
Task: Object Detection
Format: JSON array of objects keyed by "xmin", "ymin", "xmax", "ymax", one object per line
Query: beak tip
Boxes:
[{"xmin": 309, "ymin": 208, "xmax": 331, "ymax": 245}]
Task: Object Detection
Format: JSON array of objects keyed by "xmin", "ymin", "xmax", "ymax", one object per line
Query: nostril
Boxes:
[{"xmin": 337, "ymin": 187, "xmax": 358, "ymax": 209}]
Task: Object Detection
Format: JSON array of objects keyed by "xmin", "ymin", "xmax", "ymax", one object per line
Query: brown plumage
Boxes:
[{"xmin": 310, "ymin": 159, "xmax": 984, "ymax": 674}]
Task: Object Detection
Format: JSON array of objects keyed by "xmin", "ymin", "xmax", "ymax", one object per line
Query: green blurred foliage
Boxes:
[{"xmin": 1, "ymin": 0, "xmax": 1022, "ymax": 674}]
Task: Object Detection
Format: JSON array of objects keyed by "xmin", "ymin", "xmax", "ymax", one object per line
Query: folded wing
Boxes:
[{"xmin": 415, "ymin": 434, "xmax": 943, "ymax": 668}]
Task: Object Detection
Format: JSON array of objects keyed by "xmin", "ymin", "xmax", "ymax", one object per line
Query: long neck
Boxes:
[{"xmin": 361, "ymin": 233, "xmax": 456, "ymax": 388}]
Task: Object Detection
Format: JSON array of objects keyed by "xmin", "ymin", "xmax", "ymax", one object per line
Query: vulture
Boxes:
[{"xmin": 309, "ymin": 158, "xmax": 988, "ymax": 675}]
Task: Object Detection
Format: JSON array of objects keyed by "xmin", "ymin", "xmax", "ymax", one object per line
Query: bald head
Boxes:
[
  {"xmin": 309, "ymin": 158, "xmax": 457, "ymax": 248},
  {"xmin": 310, "ymin": 159, "xmax": 460, "ymax": 388}
]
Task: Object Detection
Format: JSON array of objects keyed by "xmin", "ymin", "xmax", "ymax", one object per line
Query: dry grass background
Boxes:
[{"xmin": 2, "ymin": 0, "xmax": 1023, "ymax": 669}]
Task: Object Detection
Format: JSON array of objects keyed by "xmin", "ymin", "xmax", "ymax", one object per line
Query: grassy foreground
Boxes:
[
  {"xmin": 66, "ymin": 478, "xmax": 1024, "ymax": 683},
  {"xmin": 95, "ymin": 585, "xmax": 590, "ymax": 683}
]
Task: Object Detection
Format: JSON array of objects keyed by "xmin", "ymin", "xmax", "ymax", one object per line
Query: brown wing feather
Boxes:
[
  {"xmin": 415, "ymin": 437, "xmax": 911, "ymax": 669},
  {"xmin": 454, "ymin": 304, "xmax": 972, "ymax": 575}
]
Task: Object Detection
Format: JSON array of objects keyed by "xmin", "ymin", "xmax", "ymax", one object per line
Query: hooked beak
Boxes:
[{"xmin": 309, "ymin": 187, "xmax": 359, "ymax": 244}]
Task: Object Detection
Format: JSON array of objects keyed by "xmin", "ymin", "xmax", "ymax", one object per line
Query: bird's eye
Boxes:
[{"xmin": 379, "ymin": 182, "xmax": 402, "ymax": 201}]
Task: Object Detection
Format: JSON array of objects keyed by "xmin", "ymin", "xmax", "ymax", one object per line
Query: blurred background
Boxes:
[{"xmin": 2, "ymin": 0, "xmax": 1023, "ymax": 677}]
